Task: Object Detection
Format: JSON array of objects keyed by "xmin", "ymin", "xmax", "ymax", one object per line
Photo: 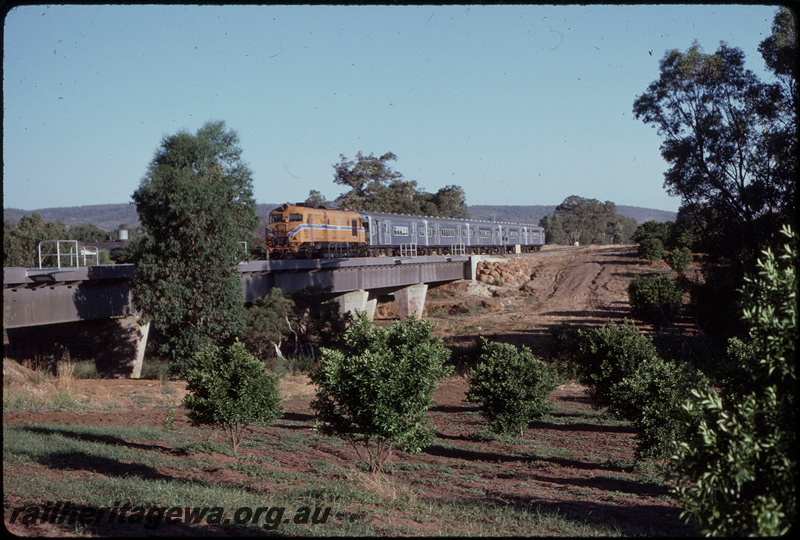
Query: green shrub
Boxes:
[
  {"xmin": 466, "ymin": 339, "xmax": 558, "ymax": 437},
  {"xmin": 627, "ymin": 273, "xmax": 683, "ymax": 329},
  {"xmin": 632, "ymin": 220, "xmax": 673, "ymax": 246},
  {"xmin": 544, "ymin": 322, "xmax": 590, "ymax": 362},
  {"xmin": 608, "ymin": 356, "xmax": 707, "ymax": 458},
  {"xmin": 637, "ymin": 237, "xmax": 665, "ymax": 262},
  {"xmin": 672, "ymin": 226, "xmax": 797, "ymax": 536},
  {"xmin": 581, "ymin": 320, "xmax": 660, "ymax": 407},
  {"xmin": 310, "ymin": 312, "xmax": 452, "ymax": 473},
  {"xmin": 182, "ymin": 340, "xmax": 283, "ymax": 453},
  {"xmin": 664, "ymin": 246, "xmax": 693, "ymax": 273}
]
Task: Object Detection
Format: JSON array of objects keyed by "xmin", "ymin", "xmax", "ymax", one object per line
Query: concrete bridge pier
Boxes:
[
  {"xmin": 334, "ymin": 289, "xmax": 378, "ymax": 320},
  {"xmin": 394, "ymin": 283, "xmax": 428, "ymax": 320},
  {"xmin": 95, "ymin": 316, "xmax": 149, "ymax": 379},
  {"xmin": 4, "ymin": 316, "xmax": 150, "ymax": 378}
]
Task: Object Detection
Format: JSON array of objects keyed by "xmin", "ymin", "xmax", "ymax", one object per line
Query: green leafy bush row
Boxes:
[
  {"xmin": 627, "ymin": 273, "xmax": 683, "ymax": 329},
  {"xmin": 578, "ymin": 320, "xmax": 707, "ymax": 459},
  {"xmin": 466, "ymin": 339, "xmax": 557, "ymax": 437}
]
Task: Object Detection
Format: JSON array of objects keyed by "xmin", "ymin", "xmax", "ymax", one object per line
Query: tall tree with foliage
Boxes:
[
  {"xmin": 758, "ymin": 7, "xmax": 797, "ymax": 222},
  {"xmin": 633, "ymin": 16, "xmax": 796, "ymax": 262},
  {"xmin": 540, "ymin": 196, "xmax": 636, "ymax": 245},
  {"xmin": 68, "ymin": 223, "xmax": 113, "ymax": 244},
  {"xmin": 333, "ymin": 151, "xmax": 469, "ymax": 218},
  {"xmin": 132, "ymin": 121, "xmax": 258, "ymax": 373},
  {"xmin": 304, "ymin": 189, "xmax": 330, "ymax": 208},
  {"xmin": 3, "ymin": 213, "xmax": 71, "ymax": 267},
  {"xmin": 672, "ymin": 226, "xmax": 796, "ymax": 535}
]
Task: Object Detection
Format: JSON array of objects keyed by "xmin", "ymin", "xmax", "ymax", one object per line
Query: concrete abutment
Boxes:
[{"xmin": 5, "ymin": 316, "xmax": 149, "ymax": 378}]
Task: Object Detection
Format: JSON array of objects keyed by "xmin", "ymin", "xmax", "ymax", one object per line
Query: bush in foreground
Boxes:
[
  {"xmin": 672, "ymin": 226, "xmax": 796, "ymax": 535},
  {"xmin": 608, "ymin": 355, "xmax": 707, "ymax": 458},
  {"xmin": 467, "ymin": 339, "xmax": 557, "ymax": 437},
  {"xmin": 182, "ymin": 340, "xmax": 283, "ymax": 453},
  {"xmin": 581, "ymin": 320, "xmax": 660, "ymax": 408},
  {"xmin": 310, "ymin": 312, "xmax": 452, "ymax": 474}
]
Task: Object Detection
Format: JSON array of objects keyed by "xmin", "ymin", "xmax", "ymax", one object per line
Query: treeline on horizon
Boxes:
[{"xmin": 2, "ymin": 201, "xmax": 676, "ymax": 232}]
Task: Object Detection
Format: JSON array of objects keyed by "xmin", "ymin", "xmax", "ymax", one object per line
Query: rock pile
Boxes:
[{"xmin": 475, "ymin": 259, "xmax": 538, "ymax": 288}]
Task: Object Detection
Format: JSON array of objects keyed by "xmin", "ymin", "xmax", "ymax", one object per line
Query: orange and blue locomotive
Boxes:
[{"xmin": 265, "ymin": 203, "xmax": 545, "ymax": 259}]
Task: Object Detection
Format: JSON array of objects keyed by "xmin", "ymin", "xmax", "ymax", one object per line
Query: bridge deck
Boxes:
[{"xmin": 4, "ymin": 255, "xmax": 477, "ymax": 328}]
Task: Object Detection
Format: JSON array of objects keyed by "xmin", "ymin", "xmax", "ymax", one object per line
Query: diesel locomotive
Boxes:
[{"xmin": 265, "ymin": 203, "xmax": 545, "ymax": 259}]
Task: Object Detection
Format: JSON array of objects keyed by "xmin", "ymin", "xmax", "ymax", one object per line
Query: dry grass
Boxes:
[
  {"xmin": 348, "ymin": 469, "xmax": 419, "ymax": 506},
  {"xmin": 280, "ymin": 373, "xmax": 317, "ymax": 399},
  {"xmin": 3, "ymin": 357, "xmax": 80, "ymax": 409}
]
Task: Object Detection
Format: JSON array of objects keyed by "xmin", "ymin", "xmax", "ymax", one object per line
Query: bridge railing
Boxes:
[{"xmin": 38, "ymin": 240, "xmax": 94, "ymax": 269}]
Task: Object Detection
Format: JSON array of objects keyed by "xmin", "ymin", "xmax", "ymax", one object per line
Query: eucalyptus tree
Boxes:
[
  {"xmin": 132, "ymin": 121, "xmax": 258, "ymax": 373},
  {"xmin": 633, "ymin": 11, "xmax": 796, "ymax": 262},
  {"xmin": 3, "ymin": 213, "xmax": 71, "ymax": 267},
  {"xmin": 333, "ymin": 151, "xmax": 469, "ymax": 218},
  {"xmin": 540, "ymin": 196, "xmax": 636, "ymax": 245}
]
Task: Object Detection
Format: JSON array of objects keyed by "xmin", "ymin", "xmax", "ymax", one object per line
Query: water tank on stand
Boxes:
[{"xmin": 118, "ymin": 229, "xmax": 129, "ymax": 241}]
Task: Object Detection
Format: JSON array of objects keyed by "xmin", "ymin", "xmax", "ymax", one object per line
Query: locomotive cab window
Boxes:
[
  {"xmin": 270, "ymin": 214, "xmax": 285, "ymax": 223},
  {"xmin": 289, "ymin": 213, "xmax": 303, "ymax": 222}
]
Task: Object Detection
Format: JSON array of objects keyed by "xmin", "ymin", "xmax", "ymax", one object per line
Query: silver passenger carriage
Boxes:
[{"xmin": 358, "ymin": 211, "xmax": 544, "ymax": 257}]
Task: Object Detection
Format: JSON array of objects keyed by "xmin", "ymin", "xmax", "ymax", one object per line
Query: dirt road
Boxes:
[{"xmin": 426, "ymin": 244, "xmax": 670, "ymax": 353}]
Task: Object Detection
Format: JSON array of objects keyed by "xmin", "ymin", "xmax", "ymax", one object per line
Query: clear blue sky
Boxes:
[{"xmin": 3, "ymin": 4, "xmax": 782, "ymax": 213}]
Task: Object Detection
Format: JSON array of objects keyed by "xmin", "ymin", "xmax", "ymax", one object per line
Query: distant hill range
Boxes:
[{"xmin": 3, "ymin": 203, "xmax": 676, "ymax": 231}]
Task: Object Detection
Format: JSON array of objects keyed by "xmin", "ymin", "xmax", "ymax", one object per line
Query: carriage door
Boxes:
[{"xmin": 411, "ymin": 221, "xmax": 418, "ymax": 245}]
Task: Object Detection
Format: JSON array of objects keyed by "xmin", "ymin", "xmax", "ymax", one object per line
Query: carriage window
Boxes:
[
  {"xmin": 351, "ymin": 219, "xmax": 358, "ymax": 237},
  {"xmin": 479, "ymin": 230, "xmax": 492, "ymax": 238},
  {"xmin": 289, "ymin": 213, "xmax": 303, "ymax": 222},
  {"xmin": 510, "ymin": 231, "xmax": 519, "ymax": 238},
  {"xmin": 393, "ymin": 226, "xmax": 409, "ymax": 236},
  {"xmin": 441, "ymin": 229, "xmax": 455, "ymax": 237}
]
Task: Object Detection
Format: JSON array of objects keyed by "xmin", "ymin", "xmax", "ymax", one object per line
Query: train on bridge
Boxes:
[{"xmin": 265, "ymin": 203, "xmax": 546, "ymax": 259}]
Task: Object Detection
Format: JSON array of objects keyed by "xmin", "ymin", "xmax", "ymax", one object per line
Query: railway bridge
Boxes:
[{"xmin": 3, "ymin": 255, "xmax": 479, "ymax": 377}]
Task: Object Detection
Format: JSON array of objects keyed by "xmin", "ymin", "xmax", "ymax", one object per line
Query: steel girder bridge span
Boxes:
[{"xmin": 3, "ymin": 255, "xmax": 478, "ymax": 378}]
